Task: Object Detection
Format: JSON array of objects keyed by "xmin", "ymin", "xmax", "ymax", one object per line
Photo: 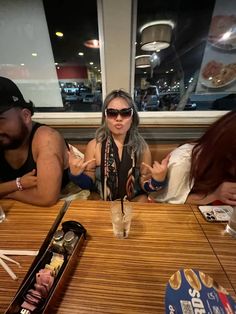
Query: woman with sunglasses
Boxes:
[{"xmin": 68, "ymin": 89, "xmax": 169, "ymax": 201}]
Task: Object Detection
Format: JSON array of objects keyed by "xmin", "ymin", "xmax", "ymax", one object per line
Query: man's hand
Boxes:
[{"xmin": 21, "ymin": 169, "xmax": 37, "ymax": 189}]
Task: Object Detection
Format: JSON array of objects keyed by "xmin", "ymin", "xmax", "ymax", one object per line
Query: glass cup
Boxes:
[
  {"xmin": 123, "ymin": 202, "xmax": 132, "ymax": 238},
  {"xmin": 225, "ymin": 206, "xmax": 236, "ymax": 237},
  {"xmin": 110, "ymin": 200, "xmax": 132, "ymax": 239},
  {"xmin": 0, "ymin": 205, "xmax": 6, "ymax": 223}
]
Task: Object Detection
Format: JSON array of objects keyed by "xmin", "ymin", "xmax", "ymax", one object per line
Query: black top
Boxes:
[
  {"xmin": 100, "ymin": 134, "xmax": 142, "ymax": 200},
  {"xmin": 0, "ymin": 122, "xmax": 69, "ymax": 188}
]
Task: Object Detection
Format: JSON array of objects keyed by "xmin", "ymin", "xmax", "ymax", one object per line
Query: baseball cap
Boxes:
[{"xmin": 0, "ymin": 77, "xmax": 33, "ymax": 114}]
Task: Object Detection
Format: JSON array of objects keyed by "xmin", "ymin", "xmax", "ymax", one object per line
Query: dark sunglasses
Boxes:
[{"xmin": 105, "ymin": 108, "xmax": 133, "ymax": 119}]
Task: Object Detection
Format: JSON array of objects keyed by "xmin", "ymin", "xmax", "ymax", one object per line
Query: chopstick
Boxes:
[
  {"xmin": 0, "ymin": 253, "xmax": 21, "ymax": 267},
  {"xmin": 0, "ymin": 250, "xmax": 38, "ymax": 280},
  {"xmin": 0, "ymin": 257, "xmax": 17, "ymax": 280},
  {"xmin": 0, "ymin": 250, "xmax": 38, "ymax": 256}
]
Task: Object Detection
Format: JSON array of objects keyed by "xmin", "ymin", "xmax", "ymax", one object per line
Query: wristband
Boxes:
[
  {"xmin": 16, "ymin": 177, "xmax": 23, "ymax": 191},
  {"xmin": 144, "ymin": 177, "xmax": 167, "ymax": 192},
  {"xmin": 68, "ymin": 171, "xmax": 93, "ymax": 189},
  {"xmin": 151, "ymin": 177, "xmax": 167, "ymax": 189}
]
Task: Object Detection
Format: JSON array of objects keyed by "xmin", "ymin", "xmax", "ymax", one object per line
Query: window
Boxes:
[
  {"xmin": 43, "ymin": 0, "xmax": 102, "ymax": 112},
  {"xmin": 135, "ymin": 0, "xmax": 236, "ymax": 112},
  {"xmin": 0, "ymin": 0, "xmax": 234, "ymax": 127},
  {"xmin": 0, "ymin": 0, "xmax": 102, "ymax": 113}
]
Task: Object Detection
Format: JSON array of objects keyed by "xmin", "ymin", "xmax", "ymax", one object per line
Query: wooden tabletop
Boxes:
[
  {"xmin": 46, "ymin": 200, "xmax": 236, "ymax": 314},
  {"xmin": 0, "ymin": 199, "xmax": 66, "ymax": 313},
  {"xmin": 1, "ymin": 200, "xmax": 235, "ymax": 314},
  {"xmin": 191, "ymin": 204, "xmax": 236, "ymax": 293}
]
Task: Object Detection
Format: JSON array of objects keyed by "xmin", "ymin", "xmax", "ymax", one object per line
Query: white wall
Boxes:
[
  {"xmin": 98, "ymin": 0, "xmax": 133, "ymax": 94},
  {"xmin": 0, "ymin": 0, "xmax": 63, "ymax": 107}
]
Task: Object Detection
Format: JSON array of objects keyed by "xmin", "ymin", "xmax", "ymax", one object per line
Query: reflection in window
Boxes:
[
  {"xmin": 0, "ymin": 0, "xmax": 102, "ymax": 113},
  {"xmin": 43, "ymin": 0, "xmax": 102, "ymax": 112},
  {"xmin": 0, "ymin": 0, "xmax": 63, "ymax": 109},
  {"xmin": 135, "ymin": 0, "xmax": 236, "ymax": 111}
]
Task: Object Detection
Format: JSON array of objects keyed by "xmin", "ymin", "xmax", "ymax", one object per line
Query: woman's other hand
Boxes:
[
  {"xmin": 213, "ymin": 181, "xmax": 236, "ymax": 205},
  {"xmin": 21, "ymin": 169, "xmax": 37, "ymax": 189}
]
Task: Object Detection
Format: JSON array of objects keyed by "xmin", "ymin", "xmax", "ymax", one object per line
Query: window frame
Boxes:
[
  {"xmin": 33, "ymin": 110, "xmax": 228, "ymax": 127},
  {"xmin": 35, "ymin": 0, "xmax": 228, "ymax": 127}
]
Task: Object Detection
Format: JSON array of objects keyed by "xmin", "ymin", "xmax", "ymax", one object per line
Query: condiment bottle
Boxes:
[
  {"xmin": 63, "ymin": 231, "xmax": 78, "ymax": 254},
  {"xmin": 51, "ymin": 229, "xmax": 65, "ymax": 253}
]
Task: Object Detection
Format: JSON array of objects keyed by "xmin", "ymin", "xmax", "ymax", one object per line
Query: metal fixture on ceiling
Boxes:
[{"xmin": 140, "ymin": 20, "xmax": 175, "ymax": 51}]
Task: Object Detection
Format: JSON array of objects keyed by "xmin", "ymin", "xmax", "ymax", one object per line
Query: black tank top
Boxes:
[{"xmin": 0, "ymin": 122, "xmax": 69, "ymax": 188}]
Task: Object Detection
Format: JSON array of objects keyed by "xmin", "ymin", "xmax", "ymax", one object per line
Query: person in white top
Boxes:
[{"xmin": 152, "ymin": 110, "xmax": 236, "ymax": 205}]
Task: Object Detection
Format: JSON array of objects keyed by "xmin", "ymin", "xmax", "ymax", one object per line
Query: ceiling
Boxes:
[{"xmin": 43, "ymin": 0, "xmax": 99, "ymax": 67}]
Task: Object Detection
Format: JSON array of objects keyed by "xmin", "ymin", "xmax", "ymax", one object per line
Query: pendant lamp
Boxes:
[
  {"xmin": 135, "ymin": 55, "xmax": 151, "ymax": 68},
  {"xmin": 140, "ymin": 20, "xmax": 174, "ymax": 51}
]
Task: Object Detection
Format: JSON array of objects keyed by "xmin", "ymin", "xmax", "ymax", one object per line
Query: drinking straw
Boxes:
[
  {"xmin": 121, "ymin": 198, "xmax": 124, "ymax": 215},
  {"xmin": 121, "ymin": 198, "xmax": 126, "ymax": 237}
]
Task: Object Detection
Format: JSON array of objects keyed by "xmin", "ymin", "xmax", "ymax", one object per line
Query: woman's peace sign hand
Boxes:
[
  {"xmin": 68, "ymin": 148, "xmax": 95, "ymax": 176},
  {"xmin": 142, "ymin": 154, "xmax": 170, "ymax": 182}
]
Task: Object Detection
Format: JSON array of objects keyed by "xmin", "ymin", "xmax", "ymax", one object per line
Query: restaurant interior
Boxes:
[{"xmin": 0, "ymin": 0, "xmax": 236, "ymax": 313}]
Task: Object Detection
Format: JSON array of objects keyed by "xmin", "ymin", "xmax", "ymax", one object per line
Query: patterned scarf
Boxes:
[{"xmin": 101, "ymin": 135, "xmax": 135, "ymax": 201}]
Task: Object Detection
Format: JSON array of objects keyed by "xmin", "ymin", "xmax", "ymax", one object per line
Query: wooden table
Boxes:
[
  {"xmin": 191, "ymin": 204, "xmax": 236, "ymax": 293},
  {"xmin": 47, "ymin": 200, "xmax": 236, "ymax": 313},
  {"xmin": 0, "ymin": 199, "xmax": 66, "ymax": 312},
  {"xmin": 1, "ymin": 200, "xmax": 236, "ymax": 313}
]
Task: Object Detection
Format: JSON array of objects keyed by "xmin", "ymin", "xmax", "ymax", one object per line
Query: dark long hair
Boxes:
[
  {"xmin": 95, "ymin": 89, "xmax": 147, "ymax": 160},
  {"xmin": 190, "ymin": 110, "xmax": 236, "ymax": 194}
]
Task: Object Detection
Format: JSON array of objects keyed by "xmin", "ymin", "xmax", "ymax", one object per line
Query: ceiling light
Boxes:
[
  {"xmin": 89, "ymin": 62, "xmax": 94, "ymax": 65},
  {"xmin": 32, "ymin": 53, "xmax": 37, "ymax": 57},
  {"xmin": 55, "ymin": 31, "xmax": 64, "ymax": 37},
  {"xmin": 84, "ymin": 39, "xmax": 100, "ymax": 48},
  {"xmin": 135, "ymin": 55, "xmax": 151, "ymax": 68},
  {"xmin": 140, "ymin": 20, "xmax": 174, "ymax": 51},
  {"xmin": 78, "ymin": 52, "xmax": 84, "ymax": 56},
  {"xmin": 220, "ymin": 30, "xmax": 232, "ymax": 41}
]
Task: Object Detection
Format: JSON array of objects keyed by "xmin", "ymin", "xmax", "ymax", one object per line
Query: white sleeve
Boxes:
[{"xmin": 153, "ymin": 145, "xmax": 193, "ymax": 204}]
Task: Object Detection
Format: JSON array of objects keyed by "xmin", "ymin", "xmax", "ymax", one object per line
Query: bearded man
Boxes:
[{"xmin": 0, "ymin": 77, "xmax": 69, "ymax": 206}]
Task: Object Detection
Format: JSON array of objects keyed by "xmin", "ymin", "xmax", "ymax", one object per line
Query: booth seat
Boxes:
[
  {"xmin": 71, "ymin": 142, "xmax": 179, "ymax": 162},
  {"xmin": 65, "ymin": 142, "xmax": 180, "ymax": 200}
]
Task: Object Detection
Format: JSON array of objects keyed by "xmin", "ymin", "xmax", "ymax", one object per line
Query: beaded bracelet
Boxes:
[{"xmin": 16, "ymin": 177, "xmax": 23, "ymax": 191}]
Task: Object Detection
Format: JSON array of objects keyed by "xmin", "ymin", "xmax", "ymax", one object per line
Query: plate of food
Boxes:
[
  {"xmin": 208, "ymin": 15, "xmax": 236, "ymax": 51},
  {"xmin": 201, "ymin": 60, "xmax": 236, "ymax": 88}
]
